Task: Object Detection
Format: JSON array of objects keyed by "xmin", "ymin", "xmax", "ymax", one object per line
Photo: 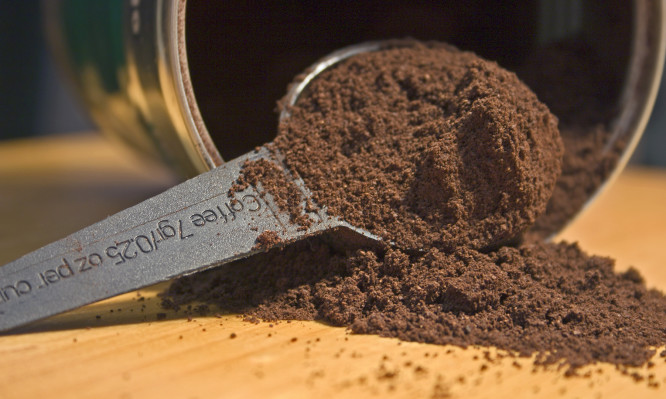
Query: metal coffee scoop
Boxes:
[{"xmin": 0, "ymin": 43, "xmax": 385, "ymax": 332}]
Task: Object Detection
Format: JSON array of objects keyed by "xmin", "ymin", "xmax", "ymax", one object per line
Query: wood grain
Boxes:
[{"xmin": 0, "ymin": 134, "xmax": 664, "ymax": 399}]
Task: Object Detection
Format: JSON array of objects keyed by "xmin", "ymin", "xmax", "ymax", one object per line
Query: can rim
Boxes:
[{"xmin": 169, "ymin": 0, "xmax": 223, "ymax": 173}]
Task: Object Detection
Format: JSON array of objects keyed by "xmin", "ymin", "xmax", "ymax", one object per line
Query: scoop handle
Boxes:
[{"xmin": 0, "ymin": 148, "xmax": 327, "ymax": 332}]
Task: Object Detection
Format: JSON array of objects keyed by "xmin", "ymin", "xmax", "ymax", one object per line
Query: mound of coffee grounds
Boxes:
[
  {"xmin": 270, "ymin": 41, "xmax": 563, "ymax": 251},
  {"xmin": 162, "ymin": 40, "xmax": 665, "ymax": 373},
  {"xmin": 163, "ymin": 238, "xmax": 666, "ymax": 372}
]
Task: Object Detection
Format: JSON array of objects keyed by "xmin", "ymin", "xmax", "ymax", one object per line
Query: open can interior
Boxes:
[{"xmin": 182, "ymin": 0, "xmax": 635, "ymax": 162}]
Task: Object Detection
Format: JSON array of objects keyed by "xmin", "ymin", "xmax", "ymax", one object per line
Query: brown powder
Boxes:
[
  {"xmin": 232, "ymin": 158, "xmax": 312, "ymax": 228},
  {"xmin": 271, "ymin": 41, "xmax": 563, "ymax": 251},
  {"xmin": 517, "ymin": 39, "xmax": 625, "ymax": 239},
  {"xmin": 254, "ymin": 230, "xmax": 282, "ymax": 251},
  {"xmin": 162, "ymin": 41, "xmax": 665, "ymax": 372},
  {"xmin": 163, "ymin": 238, "xmax": 666, "ymax": 372}
]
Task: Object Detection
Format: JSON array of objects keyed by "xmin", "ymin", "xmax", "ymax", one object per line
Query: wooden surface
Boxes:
[{"xmin": 0, "ymin": 133, "xmax": 665, "ymax": 399}]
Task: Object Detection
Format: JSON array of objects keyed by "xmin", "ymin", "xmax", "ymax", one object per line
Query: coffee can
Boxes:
[{"xmin": 44, "ymin": 0, "xmax": 664, "ymax": 183}]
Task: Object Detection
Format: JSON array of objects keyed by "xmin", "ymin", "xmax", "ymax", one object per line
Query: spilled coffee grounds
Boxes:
[
  {"xmin": 162, "ymin": 41, "xmax": 666, "ymax": 371},
  {"xmin": 164, "ymin": 238, "xmax": 665, "ymax": 371}
]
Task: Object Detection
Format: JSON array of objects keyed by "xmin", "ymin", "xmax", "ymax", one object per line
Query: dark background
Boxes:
[{"xmin": 1, "ymin": 1, "xmax": 664, "ymax": 166}]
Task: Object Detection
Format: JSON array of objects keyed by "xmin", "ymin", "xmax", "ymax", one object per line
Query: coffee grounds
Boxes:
[
  {"xmin": 269, "ymin": 41, "xmax": 562, "ymax": 251},
  {"xmin": 517, "ymin": 39, "xmax": 624, "ymax": 239},
  {"xmin": 232, "ymin": 158, "xmax": 312, "ymax": 228},
  {"xmin": 162, "ymin": 41, "xmax": 665, "ymax": 372},
  {"xmin": 254, "ymin": 230, "xmax": 282, "ymax": 251},
  {"xmin": 163, "ymin": 238, "xmax": 666, "ymax": 372}
]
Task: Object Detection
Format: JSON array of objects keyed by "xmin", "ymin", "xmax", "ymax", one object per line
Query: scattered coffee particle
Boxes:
[
  {"xmin": 376, "ymin": 363, "xmax": 399, "ymax": 380},
  {"xmin": 162, "ymin": 40, "xmax": 666, "ymax": 373},
  {"xmin": 230, "ymin": 332, "xmax": 237, "ymax": 339},
  {"xmin": 290, "ymin": 337, "xmax": 298, "ymax": 343},
  {"xmin": 254, "ymin": 230, "xmax": 282, "ymax": 251},
  {"xmin": 156, "ymin": 313, "xmax": 167, "ymax": 321},
  {"xmin": 430, "ymin": 375, "xmax": 451, "ymax": 399}
]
